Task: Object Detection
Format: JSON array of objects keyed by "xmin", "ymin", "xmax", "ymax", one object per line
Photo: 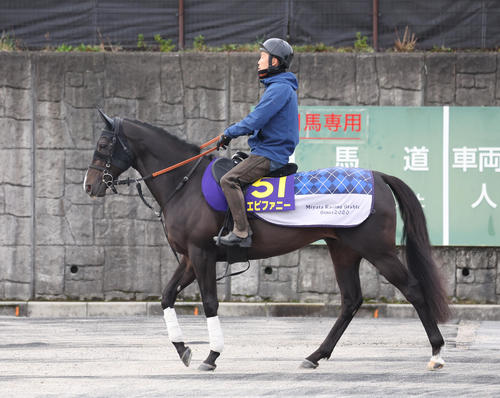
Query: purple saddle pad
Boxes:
[
  {"xmin": 201, "ymin": 159, "xmax": 229, "ymax": 212},
  {"xmin": 201, "ymin": 159, "xmax": 296, "ymax": 212}
]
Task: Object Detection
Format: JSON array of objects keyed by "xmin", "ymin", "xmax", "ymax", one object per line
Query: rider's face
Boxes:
[{"xmin": 258, "ymin": 52, "xmax": 278, "ymax": 71}]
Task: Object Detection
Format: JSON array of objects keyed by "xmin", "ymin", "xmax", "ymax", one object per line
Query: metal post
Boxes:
[
  {"xmin": 178, "ymin": 0, "xmax": 184, "ymax": 50},
  {"xmin": 372, "ymin": 0, "xmax": 379, "ymax": 51}
]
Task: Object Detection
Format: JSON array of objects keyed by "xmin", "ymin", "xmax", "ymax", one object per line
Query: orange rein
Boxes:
[{"xmin": 151, "ymin": 134, "xmax": 221, "ymax": 178}]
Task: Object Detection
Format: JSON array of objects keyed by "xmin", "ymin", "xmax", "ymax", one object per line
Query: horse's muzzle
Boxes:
[
  {"xmin": 86, "ymin": 182, "xmax": 107, "ymax": 198},
  {"xmin": 83, "ymin": 170, "xmax": 108, "ymax": 198}
]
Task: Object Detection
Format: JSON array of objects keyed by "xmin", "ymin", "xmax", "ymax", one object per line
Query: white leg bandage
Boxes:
[
  {"xmin": 207, "ymin": 316, "xmax": 224, "ymax": 353},
  {"xmin": 429, "ymin": 354, "xmax": 445, "ymax": 365},
  {"xmin": 163, "ymin": 307, "xmax": 184, "ymax": 343}
]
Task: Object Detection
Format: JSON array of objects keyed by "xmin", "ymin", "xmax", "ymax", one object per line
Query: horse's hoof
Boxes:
[
  {"xmin": 427, "ymin": 360, "xmax": 445, "ymax": 371},
  {"xmin": 181, "ymin": 347, "xmax": 192, "ymax": 367},
  {"xmin": 198, "ymin": 362, "xmax": 216, "ymax": 371},
  {"xmin": 300, "ymin": 359, "xmax": 318, "ymax": 369},
  {"xmin": 427, "ymin": 355, "xmax": 445, "ymax": 371}
]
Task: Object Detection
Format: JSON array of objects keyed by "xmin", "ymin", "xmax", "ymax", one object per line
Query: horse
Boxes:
[{"xmin": 84, "ymin": 110, "xmax": 450, "ymax": 371}]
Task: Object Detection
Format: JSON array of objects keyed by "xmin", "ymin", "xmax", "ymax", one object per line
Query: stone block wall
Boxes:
[{"xmin": 0, "ymin": 51, "xmax": 498, "ymax": 303}]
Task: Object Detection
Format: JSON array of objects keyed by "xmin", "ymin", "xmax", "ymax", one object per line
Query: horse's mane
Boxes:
[{"xmin": 126, "ymin": 119, "xmax": 201, "ymax": 154}]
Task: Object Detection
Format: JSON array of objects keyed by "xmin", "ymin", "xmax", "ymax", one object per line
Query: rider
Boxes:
[{"xmin": 214, "ymin": 38, "xmax": 299, "ymax": 247}]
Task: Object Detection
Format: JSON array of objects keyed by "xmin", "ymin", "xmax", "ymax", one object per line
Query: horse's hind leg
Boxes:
[
  {"xmin": 161, "ymin": 255, "xmax": 196, "ymax": 367},
  {"xmin": 367, "ymin": 251, "xmax": 446, "ymax": 370},
  {"xmin": 302, "ymin": 239, "xmax": 362, "ymax": 369}
]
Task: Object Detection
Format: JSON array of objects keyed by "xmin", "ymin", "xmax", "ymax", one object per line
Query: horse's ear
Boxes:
[{"xmin": 97, "ymin": 108, "xmax": 114, "ymax": 130}]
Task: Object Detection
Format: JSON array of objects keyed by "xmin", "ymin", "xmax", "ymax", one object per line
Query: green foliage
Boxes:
[
  {"xmin": 217, "ymin": 43, "xmax": 238, "ymax": 52},
  {"xmin": 56, "ymin": 43, "xmax": 74, "ymax": 52},
  {"xmin": 293, "ymin": 43, "xmax": 336, "ymax": 52},
  {"xmin": 5, "ymin": 30, "xmax": 493, "ymax": 53},
  {"xmin": 55, "ymin": 43, "xmax": 102, "ymax": 52},
  {"xmin": 206, "ymin": 42, "xmax": 260, "ymax": 52},
  {"xmin": 236, "ymin": 42, "xmax": 261, "ymax": 52},
  {"xmin": 430, "ymin": 44, "xmax": 453, "ymax": 53},
  {"xmin": 293, "ymin": 42, "xmax": 359, "ymax": 53},
  {"xmin": 75, "ymin": 43, "xmax": 101, "ymax": 52},
  {"xmin": 193, "ymin": 34, "xmax": 206, "ymax": 51},
  {"xmin": 0, "ymin": 31, "xmax": 18, "ymax": 51},
  {"xmin": 137, "ymin": 33, "xmax": 147, "ymax": 50},
  {"xmin": 354, "ymin": 32, "xmax": 374, "ymax": 52},
  {"xmin": 335, "ymin": 47, "xmax": 355, "ymax": 53},
  {"xmin": 154, "ymin": 34, "xmax": 175, "ymax": 52}
]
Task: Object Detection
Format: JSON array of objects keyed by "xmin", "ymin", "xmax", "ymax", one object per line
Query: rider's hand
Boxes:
[{"xmin": 216, "ymin": 134, "xmax": 232, "ymax": 150}]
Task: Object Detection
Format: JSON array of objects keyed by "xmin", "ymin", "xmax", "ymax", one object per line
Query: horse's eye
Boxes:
[{"xmin": 98, "ymin": 143, "xmax": 108, "ymax": 151}]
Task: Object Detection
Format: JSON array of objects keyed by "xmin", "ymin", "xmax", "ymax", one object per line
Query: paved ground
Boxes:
[{"xmin": 1, "ymin": 316, "xmax": 499, "ymax": 397}]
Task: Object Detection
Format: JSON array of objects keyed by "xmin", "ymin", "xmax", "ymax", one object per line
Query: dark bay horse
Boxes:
[{"xmin": 84, "ymin": 111, "xmax": 450, "ymax": 371}]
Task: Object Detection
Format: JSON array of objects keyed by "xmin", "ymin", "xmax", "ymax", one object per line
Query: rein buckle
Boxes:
[{"xmin": 102, "ymin": 170, "xmax": 118, "ymax": 194}]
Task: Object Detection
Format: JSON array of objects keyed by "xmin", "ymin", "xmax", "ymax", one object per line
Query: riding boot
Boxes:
[{"xmin": 216, "ymin": 227, "xmax": 253, "ymax": 248}]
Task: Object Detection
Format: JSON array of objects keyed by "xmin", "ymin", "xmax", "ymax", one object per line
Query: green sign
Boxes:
[{"xmin": 294, "ymin": 106, "xmax": 499, "ymax": 246}]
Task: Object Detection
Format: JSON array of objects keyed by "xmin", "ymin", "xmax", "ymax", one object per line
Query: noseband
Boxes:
[{"xmin": 88, "ymin": 118, "xmax": 134, "ymax": 194}]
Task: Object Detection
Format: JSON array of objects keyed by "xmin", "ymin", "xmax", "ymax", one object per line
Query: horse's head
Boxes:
[{"xmin": 84, "ymin": 109, "xmax": 134, "ymax": 197}]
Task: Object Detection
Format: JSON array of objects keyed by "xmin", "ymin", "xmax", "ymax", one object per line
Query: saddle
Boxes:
[{"xmin": 211, "ymin": 152, "xmax": 298, "ymax": 185}]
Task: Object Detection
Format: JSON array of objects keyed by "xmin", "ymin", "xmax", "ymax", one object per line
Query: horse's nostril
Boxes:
[{"xmin": 85, "ymin": 185, "xmax": 92, "ymax": 193}]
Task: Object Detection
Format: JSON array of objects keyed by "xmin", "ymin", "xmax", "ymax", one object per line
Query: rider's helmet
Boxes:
[{"xmin": 259, "ymin": 38, "xmax": 294, "ymax": 78}]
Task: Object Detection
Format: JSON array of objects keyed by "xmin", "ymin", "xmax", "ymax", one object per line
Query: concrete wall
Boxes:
[{"xmin": 0, "ymin": 52, "xmax": 499, "ymax": 303}]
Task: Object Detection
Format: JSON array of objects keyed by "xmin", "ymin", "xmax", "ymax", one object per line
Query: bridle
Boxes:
[
  {"xmin": 88, "ymin": 117, "xmax": 134, "ymax": 194},
  {"xmin": 88, "ymin": 116, "xmax": 219, "ymax": 208}
]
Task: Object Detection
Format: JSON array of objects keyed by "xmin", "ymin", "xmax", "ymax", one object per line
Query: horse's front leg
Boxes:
[
  {"xmin": 188, "ymin": 245, "xmax": 222, "ymax": 371},
  {"xmin": 161, "ymin": 255, "xmax": 196, "ymax": 367}
]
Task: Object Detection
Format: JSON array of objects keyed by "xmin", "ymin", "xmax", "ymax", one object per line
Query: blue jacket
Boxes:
[{"xmin": 224, "ymin": 72, "xmax": 299, "ymax": 167}]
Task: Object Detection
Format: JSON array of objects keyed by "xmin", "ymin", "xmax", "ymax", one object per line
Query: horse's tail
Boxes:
[{"xmin": 381, "ymin": 173, "xmax": 451, "ymax": 323}]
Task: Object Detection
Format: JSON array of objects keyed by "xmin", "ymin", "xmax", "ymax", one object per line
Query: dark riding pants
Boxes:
[{"xmin": 220, "ymin": 154, "xmax": 271, "ymax": 237}]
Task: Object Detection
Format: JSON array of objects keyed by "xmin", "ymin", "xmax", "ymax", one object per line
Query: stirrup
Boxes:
[{"xmin": 213, "ymin": 228, "xmax": 252, "ymax": 248}]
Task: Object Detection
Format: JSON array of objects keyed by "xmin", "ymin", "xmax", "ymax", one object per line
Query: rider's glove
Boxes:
[{"xmin": 216, "ymin": 134, "xmax": 232, "ymax": 150}]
